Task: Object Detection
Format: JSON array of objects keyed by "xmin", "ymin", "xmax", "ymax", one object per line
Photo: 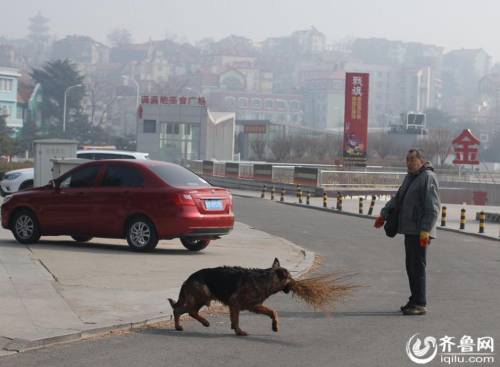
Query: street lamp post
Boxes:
[{"xmin": 63, "ymin": 83, "xmax": 83, "ymax": 133}]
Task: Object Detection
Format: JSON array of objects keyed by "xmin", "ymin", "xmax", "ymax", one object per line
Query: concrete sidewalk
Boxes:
[
  {"xmin": 233, "ymin": 188, "xmax": 500, "ymax": 239},
  {"xmin": 0, "ymin": 222, "xmax": 314, "ymax": 355}
]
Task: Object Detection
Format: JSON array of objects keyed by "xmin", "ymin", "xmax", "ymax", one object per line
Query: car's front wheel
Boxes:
[
  {"xmin": 71, "ymin": 235, "xmax": 93, "ymax": 242},
  {"xmin": 180, "ymin": 237, "xmax": 210, "ymax": 251},
  {"xmin": 11, "ymin": 209, "xmax": 41, "ymax": 244},
  {"xmin": 126, "ymin": 216, "xmax": 158, "ymax": 252}
]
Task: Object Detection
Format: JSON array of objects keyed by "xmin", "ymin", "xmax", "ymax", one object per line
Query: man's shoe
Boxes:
[
  {"xmin": 400, "ymin": 301, "xmax": 414, "ymax": 312},
  {"xmin": 402, "ymin": 305, "xmax": 427, "ymax": 316}
]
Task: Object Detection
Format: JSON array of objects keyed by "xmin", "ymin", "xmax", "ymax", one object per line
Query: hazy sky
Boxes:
[{"xmin": 2, "ymin": 0, "xmax": 500, "ymax": 61}]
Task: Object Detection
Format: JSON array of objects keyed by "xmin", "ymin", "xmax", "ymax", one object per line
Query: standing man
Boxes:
[{"xmin": 374, "ymin": 149, "xmax": 440, "ymax": 315}]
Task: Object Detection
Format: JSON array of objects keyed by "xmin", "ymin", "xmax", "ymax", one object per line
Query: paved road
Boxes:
[{"xmin": 1, "ymin": 197, "xmax": 499, "ymax": 367}]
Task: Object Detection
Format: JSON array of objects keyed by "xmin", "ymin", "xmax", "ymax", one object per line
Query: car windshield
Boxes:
[{"xmin": 149, "ymin": 164, "xmax": 210, "ymax": 187}]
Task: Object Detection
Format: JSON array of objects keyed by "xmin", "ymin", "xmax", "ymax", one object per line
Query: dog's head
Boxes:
[{"xmin": 272, "ymin": 258, "xmax": 293, "ymax": 294}]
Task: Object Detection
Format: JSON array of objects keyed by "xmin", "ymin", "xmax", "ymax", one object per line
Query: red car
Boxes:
[{"xmin": 1, "ymin": 160, "xmax": 234, "ymax": 252}]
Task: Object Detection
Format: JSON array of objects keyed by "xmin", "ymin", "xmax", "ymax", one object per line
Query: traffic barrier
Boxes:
[
  {"xmin": 261, "ymin": 185, "xmax": 266, "ymax": 199},
  {"xmin": 358, "ymin": 197, "xmax": 364, "ymax": 214},
  {"xmin": 368, "ymin": 195, "xmax": 376, "ymax": 216},
  {"xmin": 460, "ymin": 208, "xmax": 466, "ymax": 230},
  {"xmin": 323, "ymin": 192, "xmax": 328, "ymax": 208},
  {"xmin": 441, "ymin": 206, "xmax": 447, "ymax": 227},
  {"xmin": 479, "ymin": 211, "xmax": 485, "ymax": 234},
  {"xmin": 280, "ymin": 188, "xmax": 285, "ymax": 202},
  {"xmin": 297, "ymin": 185, "xmax": 303, "ymax": 204},
  {"xmin": 271, "ymin": 186, "xmax": 275, "ymax": 201},
  {"xmin": 306, "ymin": 191, "xmax": 310, "ymax": 205}
]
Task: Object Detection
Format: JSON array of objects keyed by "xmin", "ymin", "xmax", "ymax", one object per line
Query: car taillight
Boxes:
[{"xmin": 175, "ymin": 193, "xmax": 195, "ymax": 206}]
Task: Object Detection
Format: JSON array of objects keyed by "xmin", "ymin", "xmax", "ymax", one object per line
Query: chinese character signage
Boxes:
[
  {"xmin": 343, "ymin": 73, "xmax": 369, "ymax": 166},
  {"xmin": 140, "ymin": 96, "xmax": 207, "ymax": 107},
  {"xmin": 452, "ymin": 129, "xmax": 480, "ymax": 165}
]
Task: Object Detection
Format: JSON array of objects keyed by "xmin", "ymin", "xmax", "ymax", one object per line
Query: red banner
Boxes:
[{"xmin": 343, "ymin": 73, "xmax": 369, "ymax": 165}]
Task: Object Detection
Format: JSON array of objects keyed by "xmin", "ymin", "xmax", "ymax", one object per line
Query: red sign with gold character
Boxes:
[{"xmin": 343, "ymin": 73, "xmax": 369, "ymax": 165}]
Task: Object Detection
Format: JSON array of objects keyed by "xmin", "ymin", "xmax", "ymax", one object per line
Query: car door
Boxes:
[
  {"xmin": 91, "ymin": 163, "xmax": 145, "ymax": 237},
  {"xmin": 43, "ymin": 163, "xmax": 102, "ymax": 235}
]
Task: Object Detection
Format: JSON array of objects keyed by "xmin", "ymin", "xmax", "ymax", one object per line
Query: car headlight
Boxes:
[{"xmin": 4, "ymin": 173, "xmax": 21, "ymax": 180}]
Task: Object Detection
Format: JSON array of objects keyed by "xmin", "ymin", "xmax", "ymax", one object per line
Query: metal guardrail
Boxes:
[
  {"xmin": 272, "ymin": 166, "xmax": 294, "ymax": 184},
  {"xmin": 213, "ymin": 162, "xmax": 226, "ymax": 177},
  {"xmin": 320, "ymin": 170, "xmax": 405, "ymax": 188}
]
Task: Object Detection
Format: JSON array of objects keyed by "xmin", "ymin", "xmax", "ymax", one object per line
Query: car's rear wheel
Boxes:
[
  {"xmin": 180, "ymin": 237, "xmax": 210, "ymax": 251},
  {"xmin": 71, "ymin": 235, "xmax": 93, "ymax": 242},
  {"xmin": 11, "ymin": 209, "xmax": 41, "ymax": 244},
  {"xmin": 126, "ymin": 217, "xmax": 158, "ymax": 252}
]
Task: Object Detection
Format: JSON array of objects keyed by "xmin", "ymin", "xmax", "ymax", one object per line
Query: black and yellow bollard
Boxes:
[
  {"xmin": 441, "ymin": 206, "xmax": 447, "ymax": 227},
  {"xmin": 271, "ymin": 186, "xmax": 275, "ymax": 201},
  {"xmin": 261, "ymin": 185, "xmax": 266, "ymax": 199},
  {"xmin": 460, "ymin": 208, "xmax": 466, "ymax": 230},
  {"xmin": 306, "ymin": 191, "xmax": 310, "ymax": 205},
  {"xmin": 479, "ymin": 211, "xmax": 485, "ymax": 234},
  {"xmin": 336, "ymin": 193, "xmax": 343, "ymax": 211},
  {"xmin": 280, "ymin": 188, "xmax": 285, "ymax": 202},
  {"xmin": 323, "ymin": 192, "xmax": 328, "ymax": 208},
  {"xmin": 358, "ymin": 197, "xmax": 364, "ymax": 214},
  {"xmin": 297, "ymin": 185, "xmax": 303, "ymax": 204},
  {"xmin": 368, "ymin": 195, "xmax": 376, "ymax": 216}
]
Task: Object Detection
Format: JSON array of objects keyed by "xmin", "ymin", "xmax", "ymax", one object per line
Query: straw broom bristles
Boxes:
[{"xmin": 290, "ymin": 272, "xmax": 360, "ymax": 310}]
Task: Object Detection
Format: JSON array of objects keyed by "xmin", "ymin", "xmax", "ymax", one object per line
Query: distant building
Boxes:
[
  {"xmin": 206, "ymin": 91, "xmax": 303, "ymax": 125},
  {"xmin": 0, "ymin": 67, "xmax": 22, "ymax": 129},
  {"xmin": 136, "ymin": 96, "xmax": 234, "ymax": 162},
  {"xmin": 51, "ymin": 35, "xmax": 110, "ymax": 65},
  {"xmin": 442, "ymin": 48, "xmax": 492, "ymax": 117}
]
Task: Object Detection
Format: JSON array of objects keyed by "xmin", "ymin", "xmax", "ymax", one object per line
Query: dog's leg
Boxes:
[
  {"xmin": 250, "ymin": 304, "xmax": 279, "ymax": 332},
  {"xmin": 173, "ymin": 306, "xmax": 187, "ymax": 331},
  {"xmin": 189, "ymin": 304, "xmax": 210, "ymax": 327},
  {"xmin": 229, "ymin": 306, "xmax": 247, "ymax": 336}
]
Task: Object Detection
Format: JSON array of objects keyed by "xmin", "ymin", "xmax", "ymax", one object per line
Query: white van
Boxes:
[{"xmin": 0, "ymin": 150, "xmax": 150, "ymax": 196}]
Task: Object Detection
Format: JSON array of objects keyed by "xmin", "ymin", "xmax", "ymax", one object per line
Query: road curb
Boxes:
[{"xmin": 273, "ymin": 200, "xmax": 500, "ymax": 242}]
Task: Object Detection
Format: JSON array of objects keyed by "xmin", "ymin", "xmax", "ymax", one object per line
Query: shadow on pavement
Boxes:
[
  {"xmin": 278, "ymin": 310, "xmax": 402, "ymax": 318},
  {"xmin": 0, "ymin": 239, "xmax": 199, "ymax": 255},
  {"xmin": 142, "ymin": 328, "xmax": 301, "ymax": 346}
]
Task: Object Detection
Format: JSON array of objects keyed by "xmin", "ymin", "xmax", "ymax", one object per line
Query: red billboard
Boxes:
[{"xmin": 343, "ymin": 73, "xmax": 369, "ymax": 165}]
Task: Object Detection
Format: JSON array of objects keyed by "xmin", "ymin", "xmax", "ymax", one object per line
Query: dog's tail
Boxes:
[{"xmin": 168, "ymin": 298, "xmax": 177, "ymax": 309}]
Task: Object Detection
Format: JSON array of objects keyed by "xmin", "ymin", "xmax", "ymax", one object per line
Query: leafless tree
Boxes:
[
  {"xmin": 269, "ymin": 135, "xmax": 292, "ymax": 161},
  {"xmin": 421, "ymin": 128, "xmax": 454, "ymax": 166},
  {"xmin": 107, "ymin": 28, "xmax": 132, "ymax": 47},
  {"xmin": 250, "ymin": 137, "xmax": 267, "ymax": 161}
]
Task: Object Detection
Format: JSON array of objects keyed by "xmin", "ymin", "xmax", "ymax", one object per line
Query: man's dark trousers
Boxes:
[{"xmin": 404, "ymin": 234, "xmax": 427, "ymax": 307}]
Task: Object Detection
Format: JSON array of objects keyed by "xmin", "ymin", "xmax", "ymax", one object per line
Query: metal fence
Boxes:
[
  {"xmin": 320, "ymin": 170, "xmax": 406, "ymax": 188},
  {"xmin": 272, "ymin": 166, "xmax": 295, "ymax": 184}
]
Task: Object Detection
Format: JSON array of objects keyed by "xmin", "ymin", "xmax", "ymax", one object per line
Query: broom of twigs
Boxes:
[{"xmin": 290, "ymin": 272, "xmax": 361, "ymax": 311}]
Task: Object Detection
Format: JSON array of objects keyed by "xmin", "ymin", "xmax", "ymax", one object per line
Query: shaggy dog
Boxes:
[{"xmin": 168, "ymin": 258, "xmax": 293, "ymax": 336}]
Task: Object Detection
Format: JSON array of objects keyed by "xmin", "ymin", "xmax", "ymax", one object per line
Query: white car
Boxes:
[{"xmin": 0, "ymin": 150, "xmax": 150, "ymax": 196}]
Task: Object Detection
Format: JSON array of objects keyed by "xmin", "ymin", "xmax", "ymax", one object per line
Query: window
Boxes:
[
  {"xmin": 77, "ymin": 153, "xmax": 94, "ymax": 160},
  {"xmin": 276, "ymin": 100, "xmax": 287, "ymax": 109},
  {"xmin": 93, "ymin": 153, "xmax": 135, "ymax": 160},
  {"xmin": 238, "ymin": 97, "xmax": 248, "ymax": 108},
  {"xmin": 149, "ymin": 164, "xmax": 210, "ymax": 188},
  {"xmin": 225, "ymin": 96, "xmax": 236, "ymax": 108},
  {"xmin": 289, "ymin": 100, "xmax": 300, "ymax": 110},
  {"xmin": 0, "ymin": 79, "xmax": 13, "ymax": 91},
  {"xmin": 101, "ymin": 166, "xmax": 144, "ymax": 187},
  {"xmin": 251, "ymin": 98, "xmax": 262, "ymax": 109},
  {"xmin": 143, "ymin": 120, "xmax": 156, "ymax": 133},
  {"xmin": 185, "ymin": 124, "xmax": 191, "ymax": 135},
  {"xmin": 59, "ymin": 165, "xmax": 100, "ymax": 189},
  {"xmin": 264, "ymin": 99, "xmax": 273, "ymax": 109}
]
